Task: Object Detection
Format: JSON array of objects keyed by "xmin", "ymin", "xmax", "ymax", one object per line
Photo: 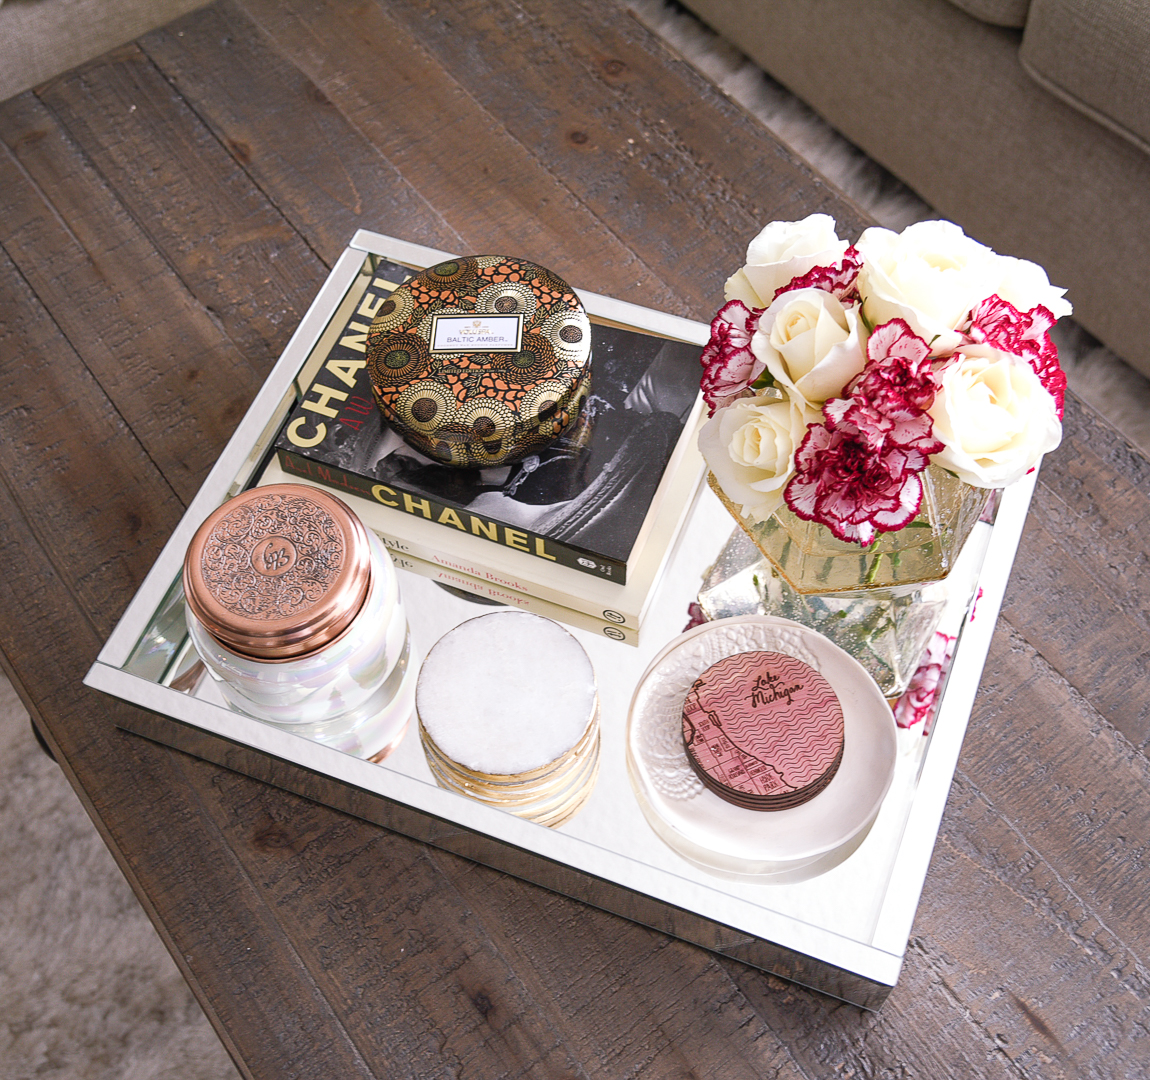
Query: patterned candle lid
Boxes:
[
  {"xmin": 366, "ymin": 255, "xmax": 591, "ymax": 467},
  {"xmin": 183, "ymin": 484, "xmax": 372, "ymax": 660},
  {"xmin": 681, "ymin": 651, "xmax": 844, "ymax": 811}
]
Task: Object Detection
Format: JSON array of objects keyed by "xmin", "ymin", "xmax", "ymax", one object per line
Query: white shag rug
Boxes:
[
  {"xmin": 5, "ymin": 4, "xmax": 1150, "ymax": 1078},
  {"xmin": 0, "ymin": 674, "xmax": 240, "ymax": 1080}
]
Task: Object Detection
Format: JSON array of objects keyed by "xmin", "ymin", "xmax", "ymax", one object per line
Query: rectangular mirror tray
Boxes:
[{"xmin": 85, "ymin": 231, "xmax": 1037, "ymax": 1009}]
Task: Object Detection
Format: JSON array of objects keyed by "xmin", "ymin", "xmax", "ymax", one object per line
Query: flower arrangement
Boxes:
[{"xmin": 699, "ymin": 215, "xmax": 1069, "ymax": 546}]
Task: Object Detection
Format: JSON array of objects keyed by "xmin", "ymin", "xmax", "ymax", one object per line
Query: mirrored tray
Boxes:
[{"xmin": 85, "ymin": 231, "xmax": 1039, "ymax": 1009}]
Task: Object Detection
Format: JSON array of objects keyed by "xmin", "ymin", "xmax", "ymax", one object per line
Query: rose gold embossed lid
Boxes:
[{"xmin": 183, "ymin": 484, "xmax": 372, "ymax": 660}]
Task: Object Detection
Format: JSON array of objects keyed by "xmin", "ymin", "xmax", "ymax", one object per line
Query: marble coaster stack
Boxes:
[{"xmin": 416, "ymin": 611, "xmax": 600, "ymax": 828}]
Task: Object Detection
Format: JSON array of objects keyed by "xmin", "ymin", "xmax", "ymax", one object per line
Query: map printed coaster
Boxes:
[{"xmin": 681, "ymin": 651, "xmax": 844, "ymax": 811}]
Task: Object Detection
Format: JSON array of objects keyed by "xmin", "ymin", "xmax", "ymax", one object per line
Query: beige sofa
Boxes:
[{"xmin": 681, "ymin": 0, "xmax": 1150, "ymax": 380}]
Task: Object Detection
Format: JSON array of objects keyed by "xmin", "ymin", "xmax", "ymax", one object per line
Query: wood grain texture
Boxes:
[
  {"xmin": 35, "ymin": 40, "xmax": 327, "ymax": 373},
  {"xmin": 0, "ymin": 94, "xmax": 265, "ymax": 502},
  {"xmin": 0, "ymin": 0, "xmax": 1146, "ymax": 1076},
  {"xmin": 137, "ymin": 2, "xmax": 462, "ymax": 266},
  {"xmin": 235, "ymin": 0, "xmax": 692, "ymax": 313},
  {"xmin": 232, "ymin": 0, "xmax": 868, "ymax": 317},
  {"xmin": 1002, "ymin": 396, "xmax": 1150, "ymax": 750},
  {"xmin": 377, "ymin": 0, "xmax": 867, "ymax": 294},
  {"xmin": 0, "ymin": 244, "xmax": 182, "ymax": 641},
  {"xmin": 0, "ymin": 207, "xmax": 375, "ymax": 1079}
]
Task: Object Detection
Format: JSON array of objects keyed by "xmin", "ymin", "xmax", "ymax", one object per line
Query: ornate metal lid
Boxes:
[
  {"xmin": 183, "ymin": 484, "xmax": 372, "ymax": 660},
  {"xmin": 366, "ymin": 255, "xmax": 592, "ymax": 467}
]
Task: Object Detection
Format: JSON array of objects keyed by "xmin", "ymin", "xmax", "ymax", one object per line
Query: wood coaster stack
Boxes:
[
  {"xmin": 416, "ymin": 611, "xmax": 599, "ymax": 827},
  {"xmin": 681, "ymin": 651, "xmax": 844, "ymax": 811}
]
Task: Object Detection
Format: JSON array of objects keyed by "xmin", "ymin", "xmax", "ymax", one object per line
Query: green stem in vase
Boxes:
[{"xmin": 865, "ymin": 548, "xmax": 883, "ymax": 585}]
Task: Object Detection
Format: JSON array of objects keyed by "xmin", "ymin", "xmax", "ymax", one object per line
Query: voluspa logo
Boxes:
[{"xmin": 431, "ymin": 313, "xmax": 523, "ymax": 352}]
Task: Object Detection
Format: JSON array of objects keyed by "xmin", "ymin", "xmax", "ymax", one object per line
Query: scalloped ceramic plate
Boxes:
[{"xmin": 626, "ymin": 615, "xmax": 897, "ymax": 882}]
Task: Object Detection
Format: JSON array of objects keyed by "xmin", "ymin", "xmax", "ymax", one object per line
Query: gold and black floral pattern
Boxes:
[{"xmin": 367, "ymin": 255, "xmax": 591, "ymax": 467}]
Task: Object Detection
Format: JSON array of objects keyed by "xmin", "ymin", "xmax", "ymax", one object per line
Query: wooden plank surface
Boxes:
[{"xmin": 0, "ymin": 1, "xmax": 1146, "ymax": 1077}]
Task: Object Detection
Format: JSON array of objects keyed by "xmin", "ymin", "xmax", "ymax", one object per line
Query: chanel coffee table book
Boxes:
[
  {"xmin": 274, "ymin": 255, "xmax": 706, "ymax": 589},
  {"xmin": 257, "ymin": 456, "xmax": 641, "ymax": 645}
]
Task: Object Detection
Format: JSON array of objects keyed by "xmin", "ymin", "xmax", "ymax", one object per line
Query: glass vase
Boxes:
[
  {"xmin": 699, "ymin": 467, "xmax": 991, "ymax": 697},
  {"xmin": 709, "ymin": 465, "xmax": 988, "ymax": 594}
]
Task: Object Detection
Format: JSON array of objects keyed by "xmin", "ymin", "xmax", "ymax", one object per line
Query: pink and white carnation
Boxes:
[
  {"xmin": 827, "ymin": 318, "xmax": 938, "ymax": 427},
  {"xmin": 928, "ymin": 343, "xmax": 1062, "ymax": 487},
  {"xmin": 968, "ymin": 296, "xmax": 1067, "ymax": 418},
  {"xmin": 724, "ymin": 214, "xmax": 849, "ymax": 309},
  {"xmin": 894, "ymin": 632, "xmax": 956, "ymax": 733},
  {"xmin": 786, "ymin": 320, "xmax": 944, "ymax": 544},
  {"xmin": 752, "ymin": 287, "xmax": 868, "ymax": 411},
  {"xmin": 772, "ymin": 246, "xmax": 863, "ymax": 304},
  {"xmin": 784, "ymin": 419, "xmax": 936, "ymax": 546},
  {"xmin": 699, "ymin": 300, "xmax": 764, "ymax": 414}
]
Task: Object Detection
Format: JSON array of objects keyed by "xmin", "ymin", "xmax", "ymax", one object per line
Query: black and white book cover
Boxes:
[{"xmin": 275, "ymin": 257, "xmax": 703, "ymax": 584}]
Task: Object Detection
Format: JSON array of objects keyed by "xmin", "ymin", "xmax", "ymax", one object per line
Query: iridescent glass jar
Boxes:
[{"xmin": 183, "ymin": 484, "xmax": 413, "ymax": 760}]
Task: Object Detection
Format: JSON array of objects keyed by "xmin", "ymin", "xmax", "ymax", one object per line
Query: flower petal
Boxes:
[
  {"xmin": 699, "ymin": 300, "xmax": 764, "ymax": 414},
  {"xmin": 968, "ymin": 295, "xmax": 1066, "ymax": 418},
  {"xmin": 772, "ymin": 246, "xmax": 863, "ymax": 304}
]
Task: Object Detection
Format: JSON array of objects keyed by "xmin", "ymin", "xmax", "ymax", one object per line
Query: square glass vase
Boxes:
[
  {"xmin": 711, "ymin": 465, "xmax": 989, "ymax": 595},
  {"xmin": 701, "ymin": 467, "xmax": 991, "ymax": 697}
]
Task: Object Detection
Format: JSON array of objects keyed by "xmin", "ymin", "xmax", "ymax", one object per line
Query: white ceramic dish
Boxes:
[{"xmin": 627, "ymin": 615, "xmax": 898, "ymax": 882}]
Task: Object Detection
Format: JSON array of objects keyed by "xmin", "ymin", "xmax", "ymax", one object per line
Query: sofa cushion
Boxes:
[
  {"xmin": 678, "ymin": 0, "xmax": 1150, "ymax": 378},
  {"xmin": 944, "ymin": 0, "xmax": 1030, "ymax": 28},
  {"xmin": 1021, "ymin": 0, "xmax": 1150, "ymax": 153}
]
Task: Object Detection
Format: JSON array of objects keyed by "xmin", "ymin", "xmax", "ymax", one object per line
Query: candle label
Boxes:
[{"xmin": 430, "ymin": 314, "xmax": 523, "ymax": 353}]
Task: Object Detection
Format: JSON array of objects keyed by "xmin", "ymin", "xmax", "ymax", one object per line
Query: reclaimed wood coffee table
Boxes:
[{"xmin": 1, "ymin": 1, "xmax": 1147, "ymax": 1076}]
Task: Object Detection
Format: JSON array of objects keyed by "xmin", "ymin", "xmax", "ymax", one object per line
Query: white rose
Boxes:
[
  {"xmin": 751, "ymin": 287, "xmax": 867, "ymax": 410},
  {"xmin": 990, "ymin": 255, "xmax": 1073, "ymax": 319},
  {"xmin": 857, "ymin": 221, "xmax": 1001, "ymax": 354},
  {"xmin": 929, "ymin": 345, "xmax": 1062, "ymax": 488},
  {"xmin": 724, "ymin": 214, "xmax": 849, "ymax": 309},
  {"xmin": 699, "ymin": 393, "xmax": 815, "ymax": 522}
]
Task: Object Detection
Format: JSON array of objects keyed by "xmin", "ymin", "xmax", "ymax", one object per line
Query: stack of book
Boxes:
[{"xmin": 258, "ymin": 252, "xmax": 707, "ymax": 645}]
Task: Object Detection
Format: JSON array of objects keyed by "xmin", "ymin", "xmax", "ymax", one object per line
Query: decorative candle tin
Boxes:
[
  {"xmin": 415, "ymin": 610, "xmax": 600, "ymax": 826},
  {"xmin": 183, "ymin": 484, "xmax": 413, "ymax": 759},
  {"xmin": 366, "ymin": 256, "xmax": 592, "ymax": 467}
]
